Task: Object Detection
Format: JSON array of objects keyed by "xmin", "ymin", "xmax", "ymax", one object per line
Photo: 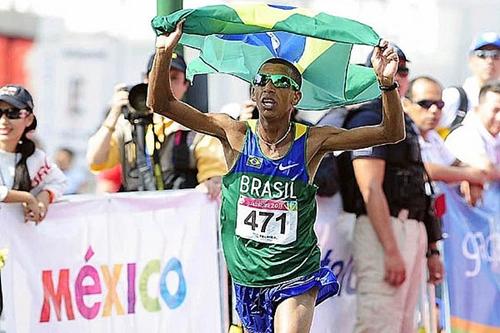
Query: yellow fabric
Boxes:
[
  {"xmin": 89, "ymin": 136, "xmax": 120, "ymax": 172},
  {"xmin": 0, "ymin": 248, "xmax": 8, "ymax": 269},
  {"xmin": 247, "ymin": 119, "xmax": 308, "ymax": 139},
  {"xmin": 294, "ymin": 123, "xmax": 308, "ymax": 139},
  {"xmin": 436, "ymin": 127, "xmax": 451, "ymax": 139},
  {"xmin": 90, "ymin": 118, "xmax": 175, "ymax": 173},
  {"xmin": 231, "ymin": 4, "xmax": 319, "ymax": 29},
  {"xmin": 295, "ymin": 38, "xmax": 334, "ymax": 73},
  {"xmin": 194, "ymin": 135, "xmax": 227, "ymax": 183},
  {"xmin": 247, "ymin": 119, "xmax": 257, "ymax": 133}
]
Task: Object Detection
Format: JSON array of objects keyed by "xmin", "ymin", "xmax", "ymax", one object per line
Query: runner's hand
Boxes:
[
  {"xmin": 156, "ymin": 20, "xmax": 185, "ymax": 52},
  {"xmin": 371, "ymin": 39, "xmax": 398, "ymax": 86}
]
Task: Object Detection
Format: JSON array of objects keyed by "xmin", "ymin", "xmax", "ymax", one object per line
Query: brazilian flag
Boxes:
[{"xmin": 152, "ymin": 4, "xmax": 381, "ymax": 110}]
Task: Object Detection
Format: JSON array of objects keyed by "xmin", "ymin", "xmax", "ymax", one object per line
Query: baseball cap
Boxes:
[
  {"xmin": 469, "ymin": 32, "xmax": 500, "ymax": 52},
  {"xmin": 0, "ymin": 85, "xmax": 34, "ymax": 111},
  {"xmin": 364, "ymin": 43, "xmax": 410, "ymax": 67},
  {"xmin": 146, "ymin": 52, "xmax": 187, "ymax": 75}
]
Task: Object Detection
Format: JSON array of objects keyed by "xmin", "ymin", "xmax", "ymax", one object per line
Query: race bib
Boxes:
[{"xmin": 235, "ymin": 196, "xmax": 298, "ymax": 245}]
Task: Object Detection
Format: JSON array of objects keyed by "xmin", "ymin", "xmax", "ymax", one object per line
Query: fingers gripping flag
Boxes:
[{"xmin": 152, "ymin": 3, "xmax": 382, "ymax": 110}]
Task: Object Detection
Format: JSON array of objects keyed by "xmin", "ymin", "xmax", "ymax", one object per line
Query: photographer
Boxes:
[{"xmin": 86, "ymin": 53, "xmax": 198, "ymax": 191}]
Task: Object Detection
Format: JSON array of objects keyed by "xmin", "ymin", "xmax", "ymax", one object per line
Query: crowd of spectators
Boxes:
[{"xmin": 0, "ymin": 28, "xmax": 498, "ymax": 332}]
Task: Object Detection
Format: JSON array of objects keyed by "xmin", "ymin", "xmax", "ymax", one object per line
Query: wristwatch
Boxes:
[
  {"xmin": 426, "ymin": 249, "xmax": 440, "ymax": 258},
  {"xmin": 379, "ymin": 81, "xmax": 399, "ymax": 91}
]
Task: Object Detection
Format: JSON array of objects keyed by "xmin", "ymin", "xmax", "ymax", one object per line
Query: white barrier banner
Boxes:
[
  {"xmin": 0, "ymin": 191, "xmax": 223, "ymax": 333},
  {"xmin": 312, "ymin": 195, "xmax": 357, "ymax": 333}
]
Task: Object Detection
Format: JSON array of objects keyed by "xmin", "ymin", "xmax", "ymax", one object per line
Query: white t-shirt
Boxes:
[
  {"xmin": 419, "ymin": 130, "xmax": 456, "ymax": 166},
  {"xmin": 0, "ymin": 148, "xmax": 67, "ymax": 202},
  {"xmin": 445, "ymin": 112, "xmax": 500, "ymax": 169},
  {"xmin": 440, "ymin": 76, "xmax": 481, "ymax": 128}
]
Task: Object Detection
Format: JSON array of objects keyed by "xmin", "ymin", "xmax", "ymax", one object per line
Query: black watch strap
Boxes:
[
  {"xmin": 426, "ymin": 249, "xmax": 440, "ymax": 258},
  {"xmin": 379, "ymin": 81, "xmax": 399, "ymax": 91}
]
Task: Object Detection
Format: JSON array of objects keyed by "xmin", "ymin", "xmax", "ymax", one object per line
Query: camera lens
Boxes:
[{"xmin": 128, "ymin": 83, "xmax": 149, "ymax": 114}]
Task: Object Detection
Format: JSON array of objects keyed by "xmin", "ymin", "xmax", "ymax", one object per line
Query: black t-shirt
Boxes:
[
  {"xmin": 338, "ymin": 99, "xmax": 442, "ymax": 242},
  {"xmin": 344, "ymin": 99, "xmax": 390, "ymax": 160}
]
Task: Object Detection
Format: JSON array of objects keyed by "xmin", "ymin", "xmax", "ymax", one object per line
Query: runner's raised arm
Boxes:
[{"xmin": 147, "ymin": 21, "xmax": 242, "ymax": 142}]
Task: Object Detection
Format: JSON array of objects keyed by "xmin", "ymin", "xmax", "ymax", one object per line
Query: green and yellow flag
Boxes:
[{"xmin": 152, "ymin": 3, "xmax": 381, "ymax": 110}]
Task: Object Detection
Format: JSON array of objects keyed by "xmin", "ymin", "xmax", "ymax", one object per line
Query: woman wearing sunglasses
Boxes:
[
  {"xmin": 0, "ymin": 84, "xmax": 66, "ymax": 224},
  {"xmin": 0, "ymin": 84, "xmax": 67, "ymax": 315}
]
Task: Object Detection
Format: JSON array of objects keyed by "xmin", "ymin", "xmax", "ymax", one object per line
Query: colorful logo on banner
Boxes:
[
  {"xmin": 39, "ymin": 246, "xmax": 187, "ymax": 322},
  {"xmin": 441, "ymin": 182, "xmax": 500, "ymax": 332}
]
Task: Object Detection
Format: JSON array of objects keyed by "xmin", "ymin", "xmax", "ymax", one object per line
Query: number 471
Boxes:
[{"xmin": 244, "ymin": 211, "xmax": 287, "ymax": 234}]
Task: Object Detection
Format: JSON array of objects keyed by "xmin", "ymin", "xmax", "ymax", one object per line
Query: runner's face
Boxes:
[{"xmin": 251, "ymin": 63, "xmax": 301, "ymax": 121}]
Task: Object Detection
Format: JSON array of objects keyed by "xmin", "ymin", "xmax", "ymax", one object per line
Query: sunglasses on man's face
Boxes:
[
  {"xmin": 473, "ymin": 50, "xmax": 500, "ymax": 60},
  {"xmin": 0, "ymin": 107, "xmax": 29, "ymax": 119},
  {"xmin": 397, "ymin": 67, "xmax": 409, "ymax": 78},
  {"xmin": 253, "ymin": 73, "xmax": 300, "ymax": 91},
  {"xmin": 415, "ymin": 99, "xmax": 445, "ymax": 109}
]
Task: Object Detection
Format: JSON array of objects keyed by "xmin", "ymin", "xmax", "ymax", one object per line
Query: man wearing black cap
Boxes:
[
  {"xmin": 338, "ymin": 45, "xmax": 444, "ymax": 332},
  {"xmin": 86, "ymin": 52, "xmax": 199, "ymax": 191}
]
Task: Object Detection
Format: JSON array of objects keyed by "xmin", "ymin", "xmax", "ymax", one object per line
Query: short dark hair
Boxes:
[
  {"xmin": 406, "ymin": 76, "xmax": 442, "ymax": 100},
  {"xmin": 259, "ymin": 58, "xmax": 302, "ymax": 89},
  {"xmin": 479, "ymin": 80, "xmax": 500, "ymax": 103}
]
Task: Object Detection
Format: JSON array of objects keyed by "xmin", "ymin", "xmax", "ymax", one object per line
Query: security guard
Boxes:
[
  {"xmin": 338, "ymin": 97, "xmax": 444, "ymax": 333},
  {"xmin": 337, "ymin": 45, "xmax": 444, "ymax": 333}
]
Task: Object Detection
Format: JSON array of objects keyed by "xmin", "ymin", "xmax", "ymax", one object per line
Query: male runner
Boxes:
[{"xmin": 148, "ymin": 21, "xmax": 405, "ymax": 333}]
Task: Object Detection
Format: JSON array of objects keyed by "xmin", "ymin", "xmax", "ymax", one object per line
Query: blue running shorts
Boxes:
[{"xmin": 234, "ymin": 267, "xmax": 339, "ymax": 333}]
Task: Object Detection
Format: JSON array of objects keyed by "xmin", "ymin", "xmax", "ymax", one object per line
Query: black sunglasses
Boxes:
[
  {"xmin": 415, "ymin": 99, "xmax": 445, "ymax": 109},
  {"xmin": 0, "ymin": 107, "xmax": 29, "ymax": 119},
  {"xmin": 472, "ymin": 50, "xmax": 500, "ymax": 60},
  {"xmin": 253, "ymin": 73, "xmax": 300, "ymax": 91}
]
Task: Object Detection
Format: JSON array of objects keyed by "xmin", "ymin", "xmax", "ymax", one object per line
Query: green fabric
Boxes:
[
  {"xmin": 151, "ymin": 4, "xmax": 382, "ymax": 110},
  {"xmin": 221, "ymin": 172, "xmax": 320, "ymax": 287}
]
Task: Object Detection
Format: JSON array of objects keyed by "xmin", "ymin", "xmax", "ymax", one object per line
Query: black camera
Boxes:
[{"xmin": 120, "ymin": 83, "xmax": 151, "ymax": 122}]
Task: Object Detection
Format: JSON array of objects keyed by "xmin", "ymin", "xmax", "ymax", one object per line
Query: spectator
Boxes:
[
  {"xmin": 86, "ymin": 53, "xmax": 199, "ymax": 191},
  {"xmin": 439, "ymin": 32, "xmax": 500, "ymax": 132},
  {"xmin": 337, "ymin": 46, "xmax": 444, "ymax": 333},
  {"xmin": 445, "ymin": 80, "xmax": 500, "ymax": 181},
  {"xmin": 0, "ymin": 85, "xmax": 66, "ymax": 220},
  {"xmin": 404, "ymin": 76, "xmax": 487, "ymax": 205},
  {"xmin": 0, "ymin": 84, "xmax": 66, "ymax": 315},
  {"xmin": 54, "ymin": 147, "xmax": 87, "ymax": 194}
]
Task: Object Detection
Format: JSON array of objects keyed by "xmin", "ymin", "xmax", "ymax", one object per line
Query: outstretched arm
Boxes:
[
  {"xmin": 310, "ymin": 40, "xmax": 405, "ymax": 154},
  {"xmin": 147, "ymin": 21, "xmax": 241, "ymax": 141}
]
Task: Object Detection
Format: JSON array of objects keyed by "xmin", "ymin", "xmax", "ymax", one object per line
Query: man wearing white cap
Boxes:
[{"xmin": 439, "ymin": 32, "xmax": 500, "ymax": 132}]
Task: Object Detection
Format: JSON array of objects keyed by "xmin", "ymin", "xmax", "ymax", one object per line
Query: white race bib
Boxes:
[{"xmin": 235, "ymin": 196, "xmax": 298, "ymax": 245}]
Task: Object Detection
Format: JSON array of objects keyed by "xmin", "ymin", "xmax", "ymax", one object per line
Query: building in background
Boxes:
[{"xmin": 0, "ymin": 9, "xmax": 152, "ymax": 183}]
